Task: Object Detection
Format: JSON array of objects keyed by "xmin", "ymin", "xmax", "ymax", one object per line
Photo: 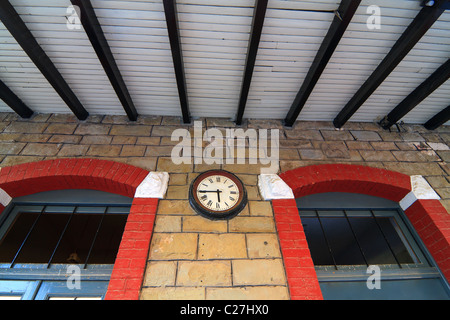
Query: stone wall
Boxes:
[
  {"xmin": 0, "ymin": 112, "xmax": 449, "ymax": 299},
  {"xmin": 1, "ymin": 112, "xmax": 448, "ymax": 211}
]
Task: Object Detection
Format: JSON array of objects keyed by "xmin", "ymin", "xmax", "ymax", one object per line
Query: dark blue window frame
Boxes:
[
  {"xmin": 0, "ymin": 189, "xmax": 132, "ymax": 300},
  {"xmin": 297, "ymin": 192, "xmax": 450, "ymax": 300}
]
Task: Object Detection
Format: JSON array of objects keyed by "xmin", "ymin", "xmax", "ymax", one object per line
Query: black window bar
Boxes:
[
  {"xmin": 300, "ymin": 209, "xmax": 416, "ymax": 270},
  {"xmin": 8, "ymin": 206, "xmax": 47, "ymax": 269},
  {"xmin": 2, "ymin": 205, "xmax": 128, "ymax": 269}
]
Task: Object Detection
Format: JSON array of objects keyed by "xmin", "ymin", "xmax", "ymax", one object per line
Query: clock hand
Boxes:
[
  {"xmin": 198, "ymin": 190, "xmax": 222, "ymax": 193},
  {"xmin": 216, "ymin": 189, "xmax": 221, "ymax": 202}
]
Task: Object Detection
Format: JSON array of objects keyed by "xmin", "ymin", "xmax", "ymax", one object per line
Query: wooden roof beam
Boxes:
[
  {"xmin": 0, "ymin": 0, "xmax": 89, "ymax": 120},
  {"xmin": 0, "ymin": 79, "xmax": 33, "ymax": 118},
  {"xmin": 235, "ymin": 0, "xmax": 268, "ymax": 126},
  {"xmin": 284, "ymin": 0, "xmax": 361, "ymax": 127},
  {"xmin": 333, "ymin": 0, "xmax": 447, "ymax": 128},
  {"xmin": 71, "ymin": 0, "xmax": 138, "ymax": 121},
  {"xmin": 424, "ymin": 105, "xmax": 450, "ymax": 130},
  {"xmin": 163, "ymin": 0, "xmax": 191, "ymax": 124},
  {"xmin": 380, "ymin": 59, "xmax": 450, "ymax": 129}
]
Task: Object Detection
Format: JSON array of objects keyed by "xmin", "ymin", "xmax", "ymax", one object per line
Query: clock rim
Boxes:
[{"xmin": 189, "ymin": 169, "xmax": 248, "ymax": 220}]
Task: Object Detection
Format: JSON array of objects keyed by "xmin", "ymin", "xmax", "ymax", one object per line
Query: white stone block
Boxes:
[
  {"xmin": 135, "ymin": 172, "xmax": 169, "ymax": 199},
  {"xmin": 258, "ymin": 174, "xmax": 294, "ymax": 200}
]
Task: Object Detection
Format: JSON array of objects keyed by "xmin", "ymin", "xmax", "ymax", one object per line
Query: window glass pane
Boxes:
[
  {"xmin": 348, "ymin": 217, "xmax": 397, "ymax": 265},
  {"xmin": 301, "ymin": 217, "xmax": 334, "ymax": 266},
  {"xmin": 0, "ymin": 212, "xmax": 38, "ymax": 263},
  {"xmin": 376, "ymin": 217, "xmax": 415, "ymax": 264},
  {"xmin": 320, "ymin": 217, "xmax": 366, "ymax": 265},
  {"xmin": 15, "ymin": 212, "xmax": 70, "ymax": 264},
  {"xmin": 85, "ymin": 214, "xmax": 127, "ymax": 264},
  {"xmin": 50, "ymin": 213, "xmax": 103, "ymax": 264}
]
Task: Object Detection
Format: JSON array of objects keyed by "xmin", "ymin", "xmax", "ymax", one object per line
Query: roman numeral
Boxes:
[
  {"xmin": 216, "ymin": 202, "xmax": 220, "ymax": 209},
  {"xmin": 207, "ymin": 200, "xmax": 213, "ymax": 207},
  {"xmin": 229, "ymin": 196, "xmax": 235, "ymax": 201},
  {"xmin": 201, "ymin": 195, "xmax": 207, "ymax": 200}
]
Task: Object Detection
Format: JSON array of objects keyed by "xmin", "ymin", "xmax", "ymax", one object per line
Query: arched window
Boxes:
[
  {"xmin": 297, "ymin": 192, "xmax": 450, "ymax": 300},
  {"xmin": 0, "ymin": 189, "xmax": 132, "ymax": 300}
]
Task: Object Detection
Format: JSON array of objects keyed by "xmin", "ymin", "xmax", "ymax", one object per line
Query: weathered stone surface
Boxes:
[
  {"xmin": 86, "ymin": 145, "xmax": 121, "ymax": 157},
  {"xmin": 143, "ymin": 261, "xmax": 177, "ymax": 286},
  {"xmin": 149, "ymin": 233, "xmax": 198, "ymax": 260},
  {"xmin": 198, "ymin": 234, "xmax": 247, "ymax": 260},
  {"xmin": 246, "ymin": 233, "xmax": 281, "ymax": 258},
  {"xmin": 140, "ymin": 287, "xmax": 205, "ymax": 300},
  {"xmin": 74, "ymin": 123, "xmax": 111, "ymax": 135},
  {"xmin": 153, "ymin": 216, "xmax": 182, "ymax": 232},
  {"xmin": 207, "ymin": 286, "xmax": 289, "ymax": 300},
  {"xmin": 350, "ymin": 130, "xmax": 381, "ymax": 141},
  {"xmin": 177, "ymin": 261, "xmax": 231, "ymax": 286},
  {"xmin": 232, "ymin": 259, "xmax": 286, "ymax": 285},
  {"xmin": 21, "ymin": 143, "xmax": 61, "ymax": 156},
  {"xmin": 110, "ymin": 124, "xmax": 151, "ymax": 136},
  {"xmin": 157, "ymin": 200, "xmax": 196, "ymax": 215},
  {"xmin": 248, "ymin": 201, "xmax": 273, "ymax": 216},
  {"xmin": 229, "ymin": 217, "xmax": 276, "ymax": 233},
  {"xmin": 57, "ymin": 144, "xmax": 89, "ymax": 157},
  {"xmin": 182, "ymin": 216, "xmax": 227, "ymax": 233}
]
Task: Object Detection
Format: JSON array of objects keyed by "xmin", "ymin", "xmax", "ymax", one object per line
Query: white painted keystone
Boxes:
[
  {"xmin": 134, "ymin": 172, "xmax": 169, "ymax": 199},
  {"xmin": 258, "ymin": 174, "xmax": 294, "ymax": 200}
]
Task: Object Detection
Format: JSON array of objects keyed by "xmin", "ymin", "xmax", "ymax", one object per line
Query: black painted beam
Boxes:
[
  {"xmin": 424, "ymin": 105, "xmax": 450, "ymax": 130},
  {"xmin": 380, "ymin": 59, "xmax": 450, "ymax": 129},
  {"xmin": 284, "ymin": 0, "xmax": 361, "ymax": 127},
  {"xmin": 333, "ymin": 0, "xmax": 447, "ymax": 128},
  {"xmin": 0, "ymin": 1, "xmax": 89, "ymax": 120},
  {"xmin": 235, "ymin": 0, "xmax": 268, "ymax": 126},
  {"xmin": 163, "ymin": 0, "xmax": 190, "ymax": 124},
  {"xmin": 0, "ymin": 79, "xmax": 33, "ymax": 118},
  {"xmin": 71, "ymin": 0, "xmax": 138, "ymax": 121}
]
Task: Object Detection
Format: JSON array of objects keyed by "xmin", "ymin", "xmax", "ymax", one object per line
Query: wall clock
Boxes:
[{"xmin": 189, "ymin": 170, "xmax": 247, "ymax": 220}]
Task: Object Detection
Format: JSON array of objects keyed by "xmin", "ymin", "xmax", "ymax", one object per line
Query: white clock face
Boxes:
[{"xmin": 196, "ymin": 175, "xmax": 240, "ymax": 212}]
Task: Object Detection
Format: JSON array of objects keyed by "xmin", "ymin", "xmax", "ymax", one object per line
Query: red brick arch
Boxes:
[
  {"xmin": 0, "ymin": 158, "xmax": 157, "ymax": 300},
  {"xmin": 273, "ymin": 164, "xmax": 450, "ymax": 300},
  {"xmin": 0, "ymin": 158, "xmax": 149, "ymax": 199},
  {"xmin": 279, "ymin": 163, "xmax": 411, "ymax": 202}
]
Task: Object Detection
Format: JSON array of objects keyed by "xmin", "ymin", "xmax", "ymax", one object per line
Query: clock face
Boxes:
[{"xmin": 189, "ymin": 170, "xmax": 247, "ymax": 220}]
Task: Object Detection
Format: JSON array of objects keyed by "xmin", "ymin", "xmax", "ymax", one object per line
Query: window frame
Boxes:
[
  {"xmin": 0, "ymin": 189, "xmax": 132, "ymax": 300},
  {"xmin": 297, "ymin": 192, "xmax": 450, "ymax": 292}
]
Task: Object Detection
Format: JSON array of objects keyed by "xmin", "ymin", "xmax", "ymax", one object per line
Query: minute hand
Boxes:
[{"xmin": 198, "ymin": 190, "xmax": 222, "ymax": 193}]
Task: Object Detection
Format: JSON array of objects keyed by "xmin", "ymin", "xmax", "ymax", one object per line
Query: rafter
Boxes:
[
  {"xmin": 0, "ymin": 0, "xmax": 89, "ymax": 120},
  {"xmin": 0, "ymin": 79, "xmax": 33, "ymax": 118},
  {"xmin": 333, "ymin": 0, "xmax": 447, "ymax": 128},
  {"xmin": 424, "ymin": 105, "xmax": 450, "ymax": 130},
  {"xmin": 380, "ymin": 59, "xmax": 450, "ymax": 129},
  {"xmin": 71, "ymin": 0, "xmax": 138, "ymax": 121},
  {"xmin": 235, "ymin": 0, "xmax": 268, "ymax": 125},
  {"xmin": 284, "ymin": 0, "xmax": 361, "ymax": 127},
  {"xmin": 163, "ymin": 0, "xmax": 191, "ymax": 124}
]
